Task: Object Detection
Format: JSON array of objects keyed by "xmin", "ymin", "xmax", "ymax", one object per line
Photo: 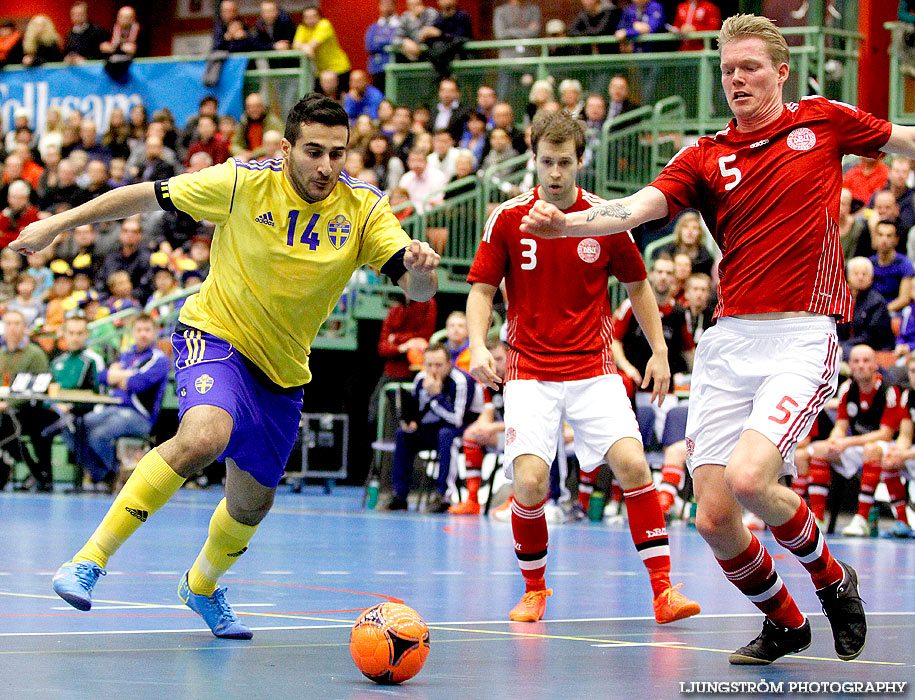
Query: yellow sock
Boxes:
[
  {"xmin": 74, "ymin": 449, "xmax": 185, "ymax": 568},
  {"xmin": 187, "ymin": 498, "xmax": 258, "ymax": 596}
]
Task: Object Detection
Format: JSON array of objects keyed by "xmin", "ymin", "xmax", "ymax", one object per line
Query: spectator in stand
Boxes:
[
  {"xmin": 102, "ymin": 108, "xmax": 132, "ymax": 161},
  {"xmin": 446, "ymin": 149, "xmax": 477, "ymax": 198},
  {"xmin": 38, "ymin": 108, "xmax": 65, "ymax": 163},
  {"xmin": 41, "ymin": 159, "xmax": 87, "ymax": 214},
  {"xmin": 179, "ymin": 96, "xmax": 220, "ymax": 157},
  {"xmin": 480, "ymin": 128, "xmax": 519, "ymax": 171},
  {"xmin": 254, "ymin": 0, "xmax": 296, "ymax": 51},
  {"xmin": 294, "ymin": 1, "xmax": 352, "ymax": 92},
  {"xmin": 413, "ymin": 105, "xmax": 433, "ymax": 136},
  {"xmin": 894, "ymin": 293, "xmax": 915, "ymax": 357},
  {"xmin": 389, "ymin": 186, "xmax": 414, "ymax": 220},
  {"xmin": 0, "ymin": 246, "xmax": 24, "ymax": 308},
  {"xmin": 839, "ymin": 187, "xmax": 870, "ymax": 259},
  {"xmin": 377, "ymin": 100, "xmax": 395, "ymax": 133},
  {"xmin": 568, "ymin": 0, "xmax": 622, "ymax": 55},
  {"xmin": 83, "ymin": 160, "xmax": 112, "ymax": 202},
  {"xmin": 212, "ymin": 0, "xmax": 240, "ymax": 51},
  {"xmin": 460, "ymin": 111, "xmax": 487, "ymax": 165},
  {"xmin": 843, "ymin": 156, "xmax": 889, "ymax": 207},
  {"xmin": 188, "ymin": 235, "xmax": 211, "ymax": 279},
  {"xmin": 399, "ymin": 147, "xmax": 448, "ymax": 214},
  {"xmin": 558, "ymin": 79, "xmax": 585, "ymax": 119},
  {"xmin": 428, "ymin": 129, "xmax": 459, "ymax": 179},
  {"xmin": 100, "ymin": 6, "xmax": 142, "ymax": 60},
  {"xmin": 671, "ymin": 252, "xmax": 692, "ymax": 305},
  {"xmin": 839, "ymin": 257, "xmax": 894, "ymax": 356},
  {"xmin": 389, "ymin": 105, "xmax": 416, "ymax": 163},
  {"xmin": 807, "ymin": 344, "xmax": 900, "ymax": 531},
  {"xmin": 5, "ymin": 274, "xmax": 44, "ymax": 329},
  {"xmin": 866, "ymin": 190, "xmax": 901, "ymax": 256},
  {"xmin": 393, "ymin": 0, "xmax": 439, "ymax": 62},
  {"xmin": 0, "ymin": 19, "xmax": 23, "ymax": 69},
  {"xmin": 672, "ymin": 0, "xmax": 722, "ymax": 51},
  {"xmin": 136, "ymin": 136, "xmax": 176, "ymax": 183},
  {"xmin": 316, "ymin": 69, "xmax": 343, "ymax": 103},
  {"xmin": 443, "ymin": 309, "xmax": 470, "ymax": 369},
  {"xmin": 73, "ymin": 119, "xmax": 112, "ymax": 165},
  {"xmin": 215, "ymin": 18, "xmax": 259, "ymax": 53},
  {"xmin": 104, "ymin": 270, "xmax": 141, "ymax": 314},
  {"xmin": 344, "ymin": 70, "xmax": 386, "ymax": 123},
  {"xmin": 97, "ymin": 216, "xmax": 151, "ymax": 295},
  {"xmin": 493, "ymin": 0, "xmax": 541, "ymax": 98},
  {"xmin": 76, "ymin": 314, "xmax": 169, "ymax": 491},
  {"xmin": 25, "ymin": 251, "xmax": 54, "ymax": 302},
  {"xmin": 9, "ymin": 145, "xmax": 44, "ymax": 192},
  {"xmin": 186, "ymin": 116, "xmax": 230, "ymax": 167},
  {"xmin": 652, "ymin": 210, "xmax": 715, "ymax": 276},
  {"xmin": 251, "ymin": 130, "xmax": 283, "ymax": 160},
  {"xmin": 369, "ymin": 293, "xmax": 438, "ymax": 425},
  {"xmin": 433, "ymin": 77, "xmax": 472, "ymax": 143},
  {"xmin": 0, "ymin": 181, "xmax": 41, "ymax": 249},
  {"xmin": 869, "ymin": 156, "xmax": 915, "ymax": 239},
  {"xmin": 108, "ymin": 158, "xmax": 130, "ymax": 188},
  {"xmin": 584, "ymin": 93, "xmax": 608, "ymax": 131},
  {"xmin": 525, "ymin": 79, "xmax": 554, "ymax": 122},
  {"xmin": 870, "ymin": 220, "xmax": 914, "ymax": 313},
  {"xmin": 21, "ymin": 15, "xmax": 63, "ymax": 67},
  {"xmin": 128, "ymin": 103, "xmax": 148, "ymax": 151},
  {"xmin": 475, "ymin": 85, "xmax": 498, "ymax": 127},
  {"xmin": 607, "ymin": 74, "xmax": 639, "ymax": 122},
  {"xmin": 364, "ymin": 133, "xmax": 404, "ymax": 192},
  {"xmin": 682, "ymin": 271, "xmax": 714, "ymax": 345},
  {"xmin": 422, "ymin": 0, "xmax": 474, "ymax": 79},
  {"xmin": 0, "ymin": 310, "xmax": 51, "ymax": 491},
  {"xmin": 615, "ymin": 0, "xmax": 666, "ymax": 104},
  {"xmin": 365, "ymin": 0, "xmax": 401, "ymax": 93},
  {"xmin": 231, "ymin": 93, "xmax": 283, "ymax": 160},
  {"xmin": 63, "ymin": 1, "xmax": 107, "ymax": 63},
  {"xmin": 42, "ymin": 260, "xmax": 75, "ymax": 340},
  {"xmin": 490, "ymin": 101, "xmax": 527, "ymax": 155},
  {"xmin": 387, "ymin": 342, "xmax": 481, "ymax": 511},
  {"xmin": 150, "ymin": 109, "xmax": 179, "ymax": 153},
  {"xmin": 60, "ymin": 224, "xmax": 104, "ymax": 278}
]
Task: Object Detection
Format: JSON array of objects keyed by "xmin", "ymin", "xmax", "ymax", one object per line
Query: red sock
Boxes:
[
  {"xmin": 623, "ymin": 482, "xmax": 670, "ymax": 597},
  {"xmin": 511, "ymin": 497, "xmax": 548, "ymax": 592},
  {"xmin": 463, "ymin": 439, "xmax": 483, "ymax": 503},
  {"xmin": 769, "ymin": 500, "xmax": 843, "ymax": 590},
  {"xmin": 659, "ymin": 462, "xmax": 684, "ymax": 499},
  {"xmin": 884, "ymin": 470, "xmax": 911, "ymax": 525},
  {"xmin": 716, "ymin": 535, "xmax": 806, "ymax": 629},
  {"xmin": 808, "ymin": 457, "xmax": 832, "ymax": 522},
  {"xmin": 610, "ymin": 481, "xmax": 623, "ymax": 503},
  {"xmin": 857, "ymin": 460, "xmax": 881, "ymax": 518},
  {"xmin": 465, "ymin": 476, "xmax": 480, "ymax": 503},
  {"xmin": 791, "ymin": 473, "xmax": 810, "ymax": 499},
  {"xmin": 578, "ymin": 469, "xmax": 597, "ymax": 510}
]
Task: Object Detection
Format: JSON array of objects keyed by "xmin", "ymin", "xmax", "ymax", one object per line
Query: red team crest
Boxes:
[
  {"xmin": 786, "ymin": 127, "xmax": 816, "ymax": 151},
  {"xmin": 505, "ymin": 427, "xmax": 517, "ymax": 446},
  {"xmin": 685, "ymin": 437, "xmax": 695, "ymax": 458},
  {"xmin": 577, "ymin": 238, "xmax": 601, "ymax": 263}
]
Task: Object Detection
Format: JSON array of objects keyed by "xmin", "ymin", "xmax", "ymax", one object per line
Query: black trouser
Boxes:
[{"xmin": 0, "ymin": 405, "xmax": 58, "ymax": 487}]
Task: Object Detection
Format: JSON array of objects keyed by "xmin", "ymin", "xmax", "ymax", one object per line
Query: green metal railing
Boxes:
[
  {"xmin": 384, "ymin": 27, "xmax": 861, "ymax": 137},
  {"xmin": 887, "ymin": 22, "xmax": 915, "ymax": 125}
]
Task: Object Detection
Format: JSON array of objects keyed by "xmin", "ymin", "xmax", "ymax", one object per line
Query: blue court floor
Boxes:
[{"xmin": 1, "ymin": 487, "xmax": 913, "ymax": 700}]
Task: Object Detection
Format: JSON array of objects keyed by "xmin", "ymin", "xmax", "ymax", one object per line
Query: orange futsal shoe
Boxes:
[
  {"xmin": 448, "ymin": 499, "xmax": 481, "ymax": 515},
  {"xmin": 509, "ymin": 589, "xmax": 553, "ymax": 622},
  {"xmin": 658, "ymin": 490, "xmax": 675, "ymax": 517},
  {"xmin": 653, "ymin": 584, "xmax": 701, "ymax": 624}
]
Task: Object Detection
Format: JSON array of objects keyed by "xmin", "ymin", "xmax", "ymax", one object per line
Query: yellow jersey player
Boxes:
[{"xmin": 13, "ymin": 94, "xmax": 440, "ymax": 639}]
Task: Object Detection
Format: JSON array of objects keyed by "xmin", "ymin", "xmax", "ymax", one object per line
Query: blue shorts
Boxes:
[{"xmin": 172, "ymin": 326, "xmax": 304, "ymax": 488}]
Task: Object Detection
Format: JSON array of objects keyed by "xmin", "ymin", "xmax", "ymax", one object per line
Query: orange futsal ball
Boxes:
[{"xmin": 350, "ymin": 602, "xmax": 430, "ymax": 684}]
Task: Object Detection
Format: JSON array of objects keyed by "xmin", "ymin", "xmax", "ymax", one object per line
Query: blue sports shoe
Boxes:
[
  {"xmin": 881, "ymin": 521, "xmax": 913, "ymax": 539},
  {"xmin": 52, "ymin": 560, "xmax": 106, "ymax": 611},
  {"xmin": 178, "ymin": 571, "xmax": 253, "ymax": 640}
]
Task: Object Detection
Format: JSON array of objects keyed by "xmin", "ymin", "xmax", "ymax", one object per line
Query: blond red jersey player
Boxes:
[{"xmin": 518, "ymin": 13, "xmax": 915, "ymax": 664}]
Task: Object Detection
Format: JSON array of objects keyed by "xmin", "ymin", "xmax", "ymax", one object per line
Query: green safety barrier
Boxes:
[{"xmin": 887, "ymin": 22, "xmax": 915, "ymax": 126}]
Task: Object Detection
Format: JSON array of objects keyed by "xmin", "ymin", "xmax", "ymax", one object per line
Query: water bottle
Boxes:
[
  {"xmin": 365, "ymin": 476, "xmax": 380, "ymax": 510},
  {"xmin": 588, "ymin": 490, "xmax": 607, "ymax": 522}
]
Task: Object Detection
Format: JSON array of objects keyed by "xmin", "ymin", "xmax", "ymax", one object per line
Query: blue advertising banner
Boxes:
[{"xmin": 0, "ymin": 57, "xmax": 247, "ymax": 135}]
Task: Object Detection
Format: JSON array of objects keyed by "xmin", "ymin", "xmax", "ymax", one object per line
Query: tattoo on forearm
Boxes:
[{"xmin": 586, "ymin": 203, "xmax": 632, "ymax": 222}]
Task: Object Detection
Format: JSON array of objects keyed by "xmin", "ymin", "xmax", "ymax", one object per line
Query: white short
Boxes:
[
  {"xmin": 502, "ymin": 374, "xmax": 642, "ymax": 479},
  {"xmin": 831, "ymin": 442, "xmax": 915, "ymax": 479},
  {"xmin": 685, "ymin": 316, "xmax": 839, "ymax": 479}
]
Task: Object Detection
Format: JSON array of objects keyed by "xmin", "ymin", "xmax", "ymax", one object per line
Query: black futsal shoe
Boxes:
[
  {"xmin": 816, "ymin": 560, "xmax": 866, "ymax": 661},
  {"xmin": 729, "ymin": 617, "xmax": 812, "ymax": 665}
]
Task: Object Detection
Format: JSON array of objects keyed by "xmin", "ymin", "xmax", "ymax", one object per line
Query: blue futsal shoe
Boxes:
[
  {"xmin": 178, "ymin": 571, "xmax": 253, "ymax": 639},
  {"xmin": 52, "ymin": 560, "xmax": 106, "ymax": 611}
]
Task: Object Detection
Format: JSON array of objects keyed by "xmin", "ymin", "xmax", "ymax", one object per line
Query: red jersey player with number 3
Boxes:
[
  {"xmin": 466, "ymin": 110, "xmax": 701, "ymax": 626},
  {"xmin": 518, "ymin": 14, "xmax": 915, "ymax": 664}
]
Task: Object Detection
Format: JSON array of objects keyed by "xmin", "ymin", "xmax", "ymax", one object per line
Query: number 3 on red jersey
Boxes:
[
  {"xmin": 768, "ymin": 395, "xmax": 799, "ymax": 425},
  {"xmin": 718, "ymin": 154, "xmax": 742, "ymax": 191},
  {"xmin": 520, "ymin": 238, "xmax": 537, "ymax": 270}
]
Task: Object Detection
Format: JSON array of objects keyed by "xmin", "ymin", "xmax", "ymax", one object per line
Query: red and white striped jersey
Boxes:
[
  {"xmin": 650, "ymin": 96, "xmax": 892, "ymax": 322},
  {"xmin": 468, "ymin": 187, "xmax": 646, "ymax": 382}
]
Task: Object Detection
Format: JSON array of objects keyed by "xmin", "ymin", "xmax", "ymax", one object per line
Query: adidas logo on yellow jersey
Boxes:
[{"xmin": 254, "ymin": 211, "xmax": 275, "ymax": 226}]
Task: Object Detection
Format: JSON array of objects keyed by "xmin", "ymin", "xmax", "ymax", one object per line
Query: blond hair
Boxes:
[
  {"xmin": 23, "ymin": 15, "xmax": 60, "ymax": 55},
  {"xmin": 717, "ymin": 14, "xmax": 789, "ymax": 68}
]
